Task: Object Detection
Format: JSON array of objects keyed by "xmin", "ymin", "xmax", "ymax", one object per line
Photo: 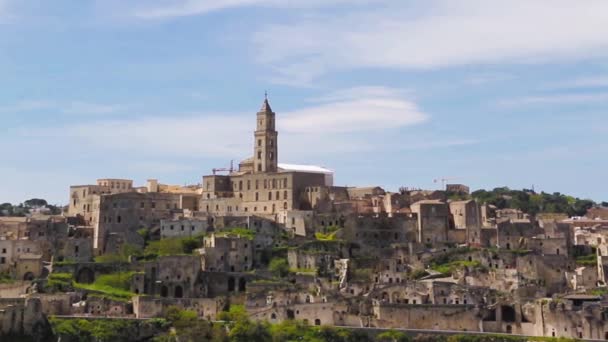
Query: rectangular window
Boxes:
[{"xmin": 151, "ymin": 202, "xmax": 156, "ymax": 209}]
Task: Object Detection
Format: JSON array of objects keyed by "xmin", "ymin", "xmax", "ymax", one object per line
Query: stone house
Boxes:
[{"xmin": 199, "ymin": 233, "xmax": 253, "ymax": 272}]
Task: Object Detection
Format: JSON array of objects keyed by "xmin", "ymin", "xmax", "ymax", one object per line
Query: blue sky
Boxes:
[{"xmin": 1, "ymin": 0, "xmax": 607, "ymax": 204}]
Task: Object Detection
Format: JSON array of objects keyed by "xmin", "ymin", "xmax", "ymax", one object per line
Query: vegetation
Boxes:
[
  {"xmin": 153, "ymin": 306, "xmax": 226, "ymax": 342},
  {"xmin": 0, "ymin": 198, "xmax": 62, "ymax": 216},
  {"xmin": 315, "ymin": 225, "xmax": 341, "ymax": 241},
  {"xmin": 376, "ymin": 330, "xmax": 410, "ymax": 342},
  {"xmin": 268, "ymin": 257, "xmax": 290, "ymax": 278},
  {"xmin": 50, "ymin": 316, "xmax": 161, "ymax": 342},
  {"xmin": 586, "ymin": 287, "xmax": 608, "ymax": 296},
  {"xmin": 95, "ymin": 243, "xmax": 142, "ymax": 263},
  {"xmin": 0, "ymin": 272, "xmax": 15, "ymax": 284},
  {"xmin": 431, "ymin": 260, "xmax": 481, "ymax": 276},
  {"xmin": 55, "ymin": 271, "xmax": 138, "ymax": 302},
  {"xmin": 46, "ymin": 273, "xmax": 74, "ymax": 292},
  {"xmin": 216, "ymin": 227, "xmax": 256, "ymax": 240},
  {"xmin": 469, "ymin": 187, "xmax": 596, "ymax": 216},
  {"xmin": 575, "ymin": 253, "xmax": 597, "ymax": 266},
  {"xmin": 410, "ymin": 269, "xmax": 430, "ymax": 280},
  {"xmin": 144, "ymin": 235, "xmax": 205, "ymax": 257}
]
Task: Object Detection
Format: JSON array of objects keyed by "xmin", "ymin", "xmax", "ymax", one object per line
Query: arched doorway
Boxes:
[
  {"xmin": 23, "ymin": 272, "xmax": 35, "ymax": 281},
  {"xmin": 238, "ymin": 278, "xmax": 247, "ymax": 292},
  {"xmin": 175, "ymin": 285, "xmax": 183, "ymax": 298},
  {"xmin": 76, "ymin": 268, "xmax": 95, "ymax": 284},
  {"xmin": 228, "ymin": 277, "xmax": 235, "ymax": 292},
  {"xmin": 314, "ymin": 319, "xmax": 321, "ymax": 326},
  {"xmin": 506, "ymin": 325, "xmax": 512, "ymax": 334},
  {"xmin": 161, "ymin": 286, "xmax": 169, "ymax": 297}
]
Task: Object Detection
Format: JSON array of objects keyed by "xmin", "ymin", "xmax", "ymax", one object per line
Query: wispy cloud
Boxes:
[
  {"xmin": 132, "ymin": 0, "xmax": 374, "ymax": 19},
  {"xmin": 465, "ymin": 73, "xmax": 514, "ymax": 86},
  {"xmin": 0, "ymin": 100, "xmax": 125, "ymax": 115},
  {"xmin": 542, "ymin": 76, "xmax": 608, "ymax": 90},
  {"xmin": 253, "ymin": 0, "xmax": 608, "ymax": 83},
  {"xmin": 281, "ymin": 87, "xmax": 426, "ymax": 134},
  {"xmin": 23, "ymin": 86, "xmax": 428, "ymax": 159},
  {"xmin": 500, "ymin": 92, "xmax": 608, "ymax": 107}
]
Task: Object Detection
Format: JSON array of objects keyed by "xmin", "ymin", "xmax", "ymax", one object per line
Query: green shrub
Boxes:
[{"xmin": 269, "ymin": 258, "xmax": 290, "ymax": 278}]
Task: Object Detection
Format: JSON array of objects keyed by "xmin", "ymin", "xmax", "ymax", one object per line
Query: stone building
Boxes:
[
  {"xmin": 67, "ymin": 179, "xmax": 200, "ymax": 253},
  {"xmin": 160, "ymin": 218, "xmax": 210, "ymax": 239},
  {"xmin": 199, "ymin": 233, "xmax": 253, "ymax": 272},
  {"xmin": 199, "ymin": 98, "xmax": 333, "ymax": 218},
  {"xmin": 410, "ymin": 200, "xmax": 449, "ymax": 244}
]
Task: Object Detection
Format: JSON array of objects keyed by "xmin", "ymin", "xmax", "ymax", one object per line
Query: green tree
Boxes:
[
  {"xmin": 230, "ymin": 319, "xmax": 271, "ymax": 342},
  {"xmin": 269, "ymin": 258, "xmax": 290, "ymax": 278},
  {"xmin": 24, "ymin": 198, "xmax": 47, "ymax": 207},
  {"xmin": 376, "ymin": 330, "xmax": 411, "ymax": 342}
]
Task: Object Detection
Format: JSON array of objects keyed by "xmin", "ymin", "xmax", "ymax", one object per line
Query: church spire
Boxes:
[
  {"xmin": 259, "ymin": 91, "xmax": 273, "ymax": 113},
  {"xmin": 254, "ymin": 92, "xmax": 278, "ymax": 173}
]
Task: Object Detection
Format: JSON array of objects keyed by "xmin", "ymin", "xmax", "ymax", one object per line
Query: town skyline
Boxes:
[{"xmin": 1, "ymin": 0, "xmax": 608, "ymax": 204}]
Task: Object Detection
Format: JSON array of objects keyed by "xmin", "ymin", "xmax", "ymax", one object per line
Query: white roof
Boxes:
[{"xmin": 278, "ymin": 163, "xmax": 333, "ymax": 174}]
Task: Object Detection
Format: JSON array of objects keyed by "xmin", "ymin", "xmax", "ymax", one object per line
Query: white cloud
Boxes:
[
  {"xmin": 543, "ymin": 76, "xmax": 608, "ymax": 90},
  {"xmin": 500, "ymin": 92, "xmax": 608, "ymax": 107},
  {"xmin": 63, "ymin": 101, "xmax": 125, "ymax": 115},
  {"xmin": 465, "ymin": 73, "xmax": 514, "ymax": 86},
  {"xmin": 281, "ymin": 88, "xmax": 426, "ymax": 134},
  {"xmin": 133, "ymin": 0, "xmax": 374, "ymax": 19},
  {"xmin": 253, "ymin": 0, "xmax": 608, "ymax": 83},
  {"xmin": 0, "ymin": 100, "xmax": 54, "ymax": 113},
  {"xmin": 0, "ymin": 100, "xmax": 125, "ymax": 115},
  {"xmin": 25, "ymin": 87, "xmax": 427, "ymax": 159}
]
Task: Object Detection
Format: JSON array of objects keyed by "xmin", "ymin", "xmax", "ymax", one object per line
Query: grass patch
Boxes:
[
  {"xmin": 73, "ymin": 272, "xmax": 136, "ymax": 302},
  {"xmin": 46, "ymin": 273, "xmax": 74, "ymax": 292},
  {"xmin": 0, "ymin": 272, "xmax": 15, "ymax": 284},
  {"xmin": 431, "ymin": 260, "xmax": 481, "ymax": 276},
  {"xmin": 586, "ymin": 287, "xmax": 608, "ymax": 296},
  {"xmin": 144, "ymin": 235, "xmax": 204, "ymax": 257},
  {"xmin": 576, "ymin": 254, "xmax": 596, "ymax": 266},
  {"xmin": 215, "ymin": 227, "xmax": 256, "ymax": 240}
]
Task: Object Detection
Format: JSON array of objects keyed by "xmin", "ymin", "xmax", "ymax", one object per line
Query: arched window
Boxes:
[
  {"xmin": 268, "ymin": 192, "xmax": 272, "ymax": 200},
  {"xmin": 174, "ymin": 286, "xmax": 183, "ymax": 298},
  {"xmin": 284, "ymin": 191, "xmax": 288, "ymax": 200},
  {"xmin": 284, "ymin": 202, "xmax": 288, "ymax": 210}
]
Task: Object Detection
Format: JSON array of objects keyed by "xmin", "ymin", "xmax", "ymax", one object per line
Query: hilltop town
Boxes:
[{"xmin": 2, "ymin": 98, "xmax": 608, "ymax": 342}]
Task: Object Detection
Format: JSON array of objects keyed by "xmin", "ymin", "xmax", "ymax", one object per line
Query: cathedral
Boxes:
[{"xmin": 200, "ymin": 97, "xmax": 333, "ymax": 218}]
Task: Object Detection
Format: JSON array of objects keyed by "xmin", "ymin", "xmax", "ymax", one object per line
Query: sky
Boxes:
[{"xmin": 1, "ymin": 0, "xmax": 608, "ymax": 205}]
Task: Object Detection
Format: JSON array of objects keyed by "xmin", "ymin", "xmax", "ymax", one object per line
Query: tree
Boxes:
[
  {"xmin": 376, "ymin": 330, "xmax": 411, "ymax": 342},
  {"xmin": 24, "ymin": 198, "xmax": 47, "ymax": 207},
  {"xmin": 230, "ymin": 319, "xmax": 271, "ymax": 342},
  {"xmin": 269, "ymin": 258, "xmax": 290, "ymax": 278}
]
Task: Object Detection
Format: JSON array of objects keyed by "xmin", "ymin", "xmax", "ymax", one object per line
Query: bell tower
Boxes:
[{"xmin": 253, "ymin": 94, "xmax": 278, "ymax": 173}]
